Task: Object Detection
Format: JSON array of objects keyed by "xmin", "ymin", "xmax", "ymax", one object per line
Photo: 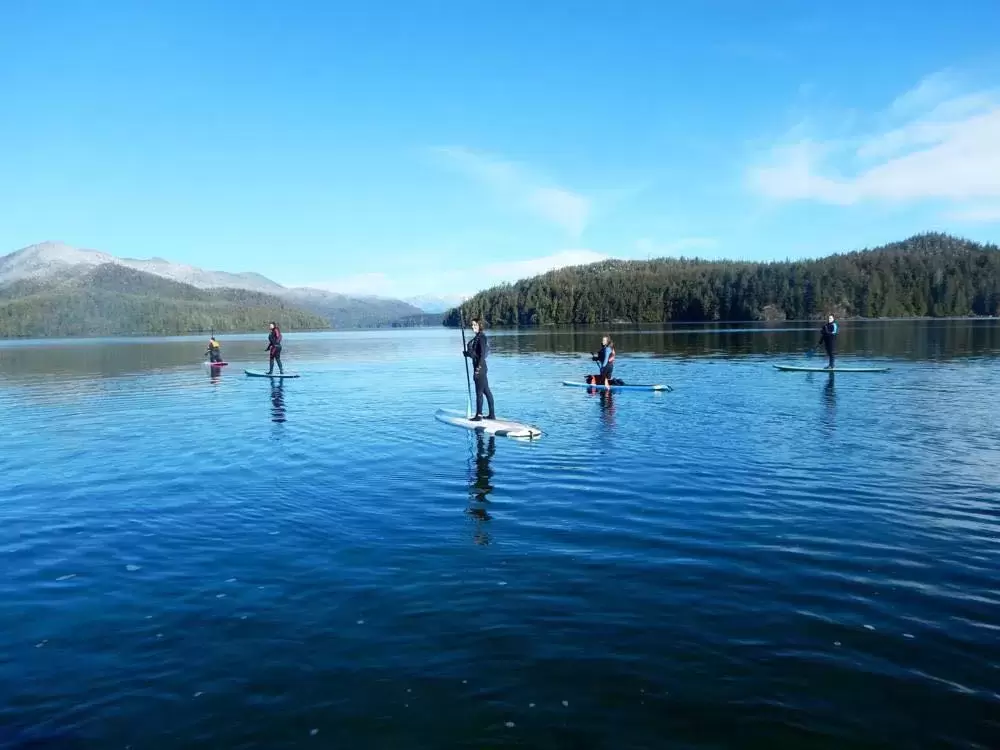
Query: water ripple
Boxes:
[{"xmin": 1, "ymin": 327, "xmax": 999, "ymax": 748}]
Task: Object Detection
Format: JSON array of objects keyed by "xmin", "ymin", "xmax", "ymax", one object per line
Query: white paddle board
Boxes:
[{"xmin": 434, "ymin": 409, "xmax": 541, "ymax": 439}]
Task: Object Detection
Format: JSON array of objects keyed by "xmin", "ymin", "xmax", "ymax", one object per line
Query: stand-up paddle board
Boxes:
[
  {"xmin": 774, "ymin": 365, "xmax": 890, "ymax": 373},
  {"xmin": 204, "ymin": 361, "xmax": 228, "ymax": 367},
  {"xmin": 562, "ymin": 380, "xmax": 671, "ymax": 391},
  {"xmin": 435, "ymin": 409, "xmax": 541, "ymax": 439},
  {"xmin": 245, "ymin": 370, "xmax": 300, "ymax": 378}
]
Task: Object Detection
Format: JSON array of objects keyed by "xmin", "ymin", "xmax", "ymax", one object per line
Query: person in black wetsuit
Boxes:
[
  {"xmin": 463, "ymin": 317, "xmax": 496, "ymax": 421},
  {"xmin": 819, "ymin": 314, "xmax": 839, "ymax": 369},
  {"xmin": 266, "ymin": 322, "xmax": 284, "ymax": 375}
]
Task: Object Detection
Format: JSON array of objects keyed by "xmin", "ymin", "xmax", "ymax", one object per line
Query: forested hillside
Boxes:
[
  {"xmin": 444, "ymin": 234, "xmax": 1000, "ymax": 326},
  {"xmin": 0, "ymin": 264, "xmax": 328, "ymax": 337}
]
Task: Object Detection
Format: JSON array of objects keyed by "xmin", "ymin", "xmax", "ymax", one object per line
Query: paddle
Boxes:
[{"xmin": 459, "ymin": 310, "xmax": 474, "ymax": 419}]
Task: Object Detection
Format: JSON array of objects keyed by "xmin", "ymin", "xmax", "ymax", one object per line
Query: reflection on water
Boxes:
[
  {"xmin": 598, "ymin": 389, "xmax": 616, "ymax": 430},
  {"xmin": 270, "ymin": 380, "xmax": 286, "ymax": 424},
  {"xmin": 1, "ymin": 323, "xmax": 1000, "ymax": 749},
  {"xmin": 497, "ymin": 318, "xmax": 1000, "ymax": 361},
  {"xmin": 822, "ymin": 373, "xmax": 836, "ymax": 434},
  {"xmin": 207, "ymin": 362, "xmax": 224, "ymax": 385},
  {"xmin": 467, "ymin": 432, "xmax": 495, "ymax": 546},
  {"xmin": 1, "ymin": 320, "xmax": 998, "ymax": 383}
]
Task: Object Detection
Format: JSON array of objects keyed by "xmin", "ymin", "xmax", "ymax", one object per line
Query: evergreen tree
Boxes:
[{"xmin": 443, "ymin": 233, "xmax": 1000, "ymax": 326}]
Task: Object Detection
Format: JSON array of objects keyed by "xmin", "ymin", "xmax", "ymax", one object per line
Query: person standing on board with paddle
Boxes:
[
  {"xmin": 206, "ymin": 335, "xmax": 223, "ymax": 364},
  {"xmin": 591, "ymin": 335, "xmax": 616, "ymax": 386},
  {"xmin": 266, "ymin": 322, "xmax": 284, "ymax": 375},
  {"xmin": 819, "ymin": 314, "xmax": 838, "ymax": 369},
  {"xmin": 463, "ymin": 317, "xmax": 496, "ymax": 421}
]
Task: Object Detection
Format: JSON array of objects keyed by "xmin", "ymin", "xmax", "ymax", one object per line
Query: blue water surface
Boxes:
[{"xmin": 1, "ymin": 322, "xmax": 998, "ymax": 749}]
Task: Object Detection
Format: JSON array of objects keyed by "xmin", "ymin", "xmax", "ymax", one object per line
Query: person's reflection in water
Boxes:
[
  {"xmin": 270, "ymin": 380, "xmax": 287, "ymax": 423},
  {"xmin": 599, "ymin": 388, "xmax": 616, "ymax": 430},
  {"xmin": 467, "ymin": 432, "xmax": 496, "ymax": 546},
  {"xmin": 822, "ymin": 372, "xmax": 836, "ymax": 431}
]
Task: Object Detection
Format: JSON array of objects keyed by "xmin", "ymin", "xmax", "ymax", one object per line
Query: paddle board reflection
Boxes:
[
  {"xmin": 467, "ymin": 432, "xmax": 496, "ymax": 546},
  {"xmin": 270, "ymin": 380, "xmax": 286, "ymax": 423}
]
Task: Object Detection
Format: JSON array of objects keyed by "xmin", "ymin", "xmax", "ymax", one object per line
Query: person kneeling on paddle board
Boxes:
[
  {"xmin": 463, "ymin": 317, "xmax": 496, "ymax": 421},
  {"xmin": 266, "ymin": 322, "xmax": 284, "ymax": 375},
  {"xmin": 206, "ymin": 336, "xmax": 223, "ymax": 364},
  {"xmin": 819, "ymin": 314, "xmax": 838, "ymax": 369},
  {"xmin": 590, "ymin": 335, "xmax": 616, "ymax": 386}
]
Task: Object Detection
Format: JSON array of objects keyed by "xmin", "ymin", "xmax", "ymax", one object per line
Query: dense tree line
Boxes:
[
  {"xmin": 0, "ymin": 264, "xmax": 328, "ymax": 337},
  {"xmin": 443, "ymin": 233, "xmax": 1000, "ymax": 326}
]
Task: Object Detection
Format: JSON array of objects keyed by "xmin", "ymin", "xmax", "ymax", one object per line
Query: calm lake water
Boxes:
[{"xmin": 1, "ymin": 320, "xmax": 998, "ymax": 749}]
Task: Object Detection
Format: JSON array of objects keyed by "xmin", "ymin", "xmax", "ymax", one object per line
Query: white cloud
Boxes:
[
  {"xmin": 480, "ymin": 248, "xmax": 606, "ymax": 280},
  {"xmin": 888, "ymin": 69, "xmax": 960, "ymax": 117},
  {"xmin": 430, "ymin": 146, "xmax": 592, "ymax": 236},
  {"xmin": 291, "ymin": 249, "xmax": 610, "ymax": 302},
  {"xmin": 748, "ymin": 70, "xmax": 1000, "ymax": 221}
]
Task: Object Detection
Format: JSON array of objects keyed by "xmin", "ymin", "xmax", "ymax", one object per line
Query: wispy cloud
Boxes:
[
  {"xmin": 945, "ymin": 204, "xmax": 1000, "ymax": 223},
  {"xmin": 430, "ymin": 146, "xmax": 592, "ymax": 236},
  {"xmin": 748, "ymin": 70, "xmax": 1000, "ymax": 221},
  {"xmin": 294, "ymin": 249, "xmax": 609, "ymax": 301}
]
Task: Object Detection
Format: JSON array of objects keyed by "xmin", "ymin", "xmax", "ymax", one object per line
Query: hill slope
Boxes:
[
  {"xmin": 0, "ymin": 242, "xmax": 426, "ymax": 328},
  {"xmin": 0, "ymin": 264, "xmax": 329, "ymax": 337},
  {"xmin": 280, "ymin": 287, "xmax": 423, "ymax": 329},
  {"xmin": 0, "ymin": 242, "xmax": 285, "ymax": 293},
  {"xmin": 444, "ymin": 233, "xmax": 1000, "ymax": 326}
]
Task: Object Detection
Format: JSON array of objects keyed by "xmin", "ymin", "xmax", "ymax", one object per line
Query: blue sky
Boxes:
[{"xmin": 2, "ymin": 0, "xmax": 999, "ymax": 302}]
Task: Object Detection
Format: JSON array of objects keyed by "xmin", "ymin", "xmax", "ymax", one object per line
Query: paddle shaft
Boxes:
[{"xmin": 459, "ymin": 311, "xmax": 474, "ymax": 418}]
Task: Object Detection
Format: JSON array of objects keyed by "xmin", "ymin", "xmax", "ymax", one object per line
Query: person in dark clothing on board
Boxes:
[
  {"xmin": 463, "ymin": 317, "xmax": 496, "ymax": 421},
  {"xmin": 266, "ymin": 322, "xmax": 284, "ymax": 375},
  {"xmin": 592, "ymin": 335, "xmax": 616, "ymax": 385},
  {"xmin": 819, "ymin": 314, "xmax": 839, "ymax": 369}
]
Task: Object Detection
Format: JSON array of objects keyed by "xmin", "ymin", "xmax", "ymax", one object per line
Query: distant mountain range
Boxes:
[
  {"xmin": 402, "ymin": 294, "xmax": 464, "ymax": 314},
  {"xmin": 0, "ymin": 242, "xmax": 433, "ymax": 337}
]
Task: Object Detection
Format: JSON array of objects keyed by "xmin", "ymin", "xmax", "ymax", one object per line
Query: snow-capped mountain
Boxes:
[
  {"xmin": 0, "ymin": 242, "xmax": 284, "ymax": 293},
  {"xmin": 0, "ymin": 242, "xmax": 430, "ymax": 327}
]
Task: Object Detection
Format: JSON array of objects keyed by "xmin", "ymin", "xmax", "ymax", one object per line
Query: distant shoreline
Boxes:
[
  {"xmin": 3, "ymin": 316, "xmax": 996, "ymax": 344},
  {"xmin": 442, "ymin": 314, "xmax": 999, "ymax": 330}
]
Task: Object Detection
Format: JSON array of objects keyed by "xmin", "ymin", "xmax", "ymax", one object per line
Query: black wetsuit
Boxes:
[
  {"xmin": 819, "ymin": 321, "xmax": 838, "ymax": 369},
  {"xmin": 267, "ymin": 329, "xmax": 284, "ymax": 374},
  {"xmin": 465, "ymin": 331, "xmax": 495, "ymax": 419}
]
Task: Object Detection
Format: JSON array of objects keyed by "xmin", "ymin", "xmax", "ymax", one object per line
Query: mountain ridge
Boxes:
[
  {"xmin": 0, "ymin": 241, "xmax": 425, "ymax": 329},
  {"xmin": 0, "ymin": 262, "xmax": 330, "ymax": 338}
]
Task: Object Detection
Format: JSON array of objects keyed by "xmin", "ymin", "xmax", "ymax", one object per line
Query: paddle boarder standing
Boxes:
[
  {"xmin": 463, "ymin": 317, "xmax": 496, "ymax": 421},
  {"xmin": 206, "ymin": 335, "xmax": 223, "ymax": 364},
  {"xmin": 819, "ymin": 314, "xmax": 838, "ymax": 369},
  {"xmin": 592, "ymin": 335, "xmax": 616, "ymax": 385},
  {"xmin": 266, "ymin": 322, "xmax": 284, "ymax": 375}
]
